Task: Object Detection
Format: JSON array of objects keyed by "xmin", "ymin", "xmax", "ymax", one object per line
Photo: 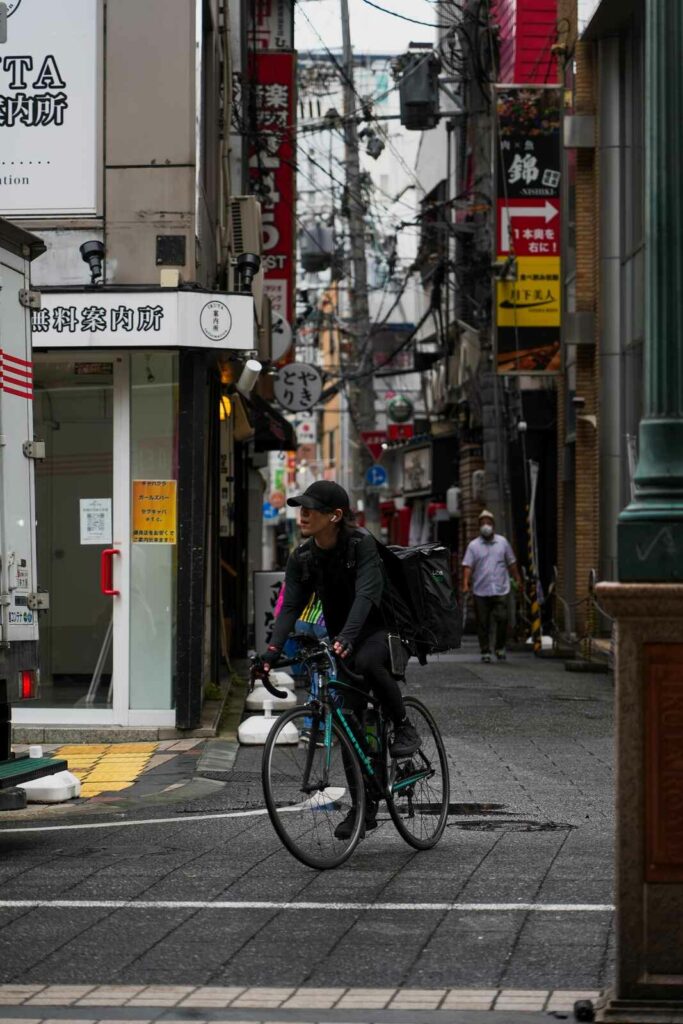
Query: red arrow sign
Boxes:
[
  {"xmin": 360, "ymin": 430, "xmax": 387, "ymax": 461},
  {"xmin": 497, "ymin": 198, "xmax": 560, "ymax": 256}
]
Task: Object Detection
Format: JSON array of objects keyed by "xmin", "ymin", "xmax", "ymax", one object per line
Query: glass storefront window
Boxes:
[
  {"xmin": 129, "ymin": 352, "xmax": 178, "ymax": 710},
  {"xmin": 33, "ymin": 359, "xmax": 114, "ymax": 708}
]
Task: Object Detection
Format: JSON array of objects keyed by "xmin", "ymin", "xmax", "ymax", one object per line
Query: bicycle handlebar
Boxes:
[
  {"xmin": 250, "ymin": 638, "xmax": 365, "ymax": 698},
  {"xmin": 260, "ymin": 671, "xmax": 288, "ymax": 701}
]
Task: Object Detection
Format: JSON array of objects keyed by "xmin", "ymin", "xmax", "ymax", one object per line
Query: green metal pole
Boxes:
[{"xmin": 618, "ymin": 0, "xmax": 683, "ymax": 581}]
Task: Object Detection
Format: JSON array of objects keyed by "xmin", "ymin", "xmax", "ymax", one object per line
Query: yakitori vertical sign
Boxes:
[{"xmin": 0, "ymin": 0, "xmax": 100, "ymax": 215}]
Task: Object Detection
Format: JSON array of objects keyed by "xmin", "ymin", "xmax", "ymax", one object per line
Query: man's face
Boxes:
[{"xmin": 299, "ymin": 505, "xmax": 333, "ymax": 538}]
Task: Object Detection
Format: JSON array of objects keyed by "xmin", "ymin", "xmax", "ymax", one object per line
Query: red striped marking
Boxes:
[{"xmin": 0, "ymin": 348, "xmax": 33, "ymax": 399}]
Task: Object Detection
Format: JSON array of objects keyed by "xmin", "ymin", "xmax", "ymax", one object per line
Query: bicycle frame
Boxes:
[{"xmin": 294, "ymin": 646, "xmax": 435, "ymax": 802}]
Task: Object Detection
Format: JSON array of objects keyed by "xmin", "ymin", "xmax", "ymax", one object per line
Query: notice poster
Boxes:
[
  {"xmin": 132, "ymin": 480, "xmax": 177, "ymax": 545},
  {"xmin": 495, "ymin": 86, "xmax": 562, "ymax": 374},
  {"xmin": 79, "ymin": 497, "xmax": 112, "ymax": 545}
]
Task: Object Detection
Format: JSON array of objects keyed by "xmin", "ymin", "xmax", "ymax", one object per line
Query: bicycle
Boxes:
[{"xmin": 256, "ymin": 639, "xmax": 450, "ymax": 870}]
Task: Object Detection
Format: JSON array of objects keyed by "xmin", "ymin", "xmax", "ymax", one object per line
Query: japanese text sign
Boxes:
[
  {"xmin": 254, "ymin": 570, "xmax": 285, "ymax": 651},
  {"xmin": 273, "ymin": 361, "xmax": 323, "ymax": 411},
  {"xmin": 0, "ymin": 0, "xmax": 100, "ymax": 215},
  {"xmin": 495, "ymin": 86, "xmax": 562, "ymax": 374},
  {"xmin": 497, "ymin": 257, "xmax": 561, "ymax": 328},
  {"xmin": 248, "ymin": 51, "xmax": 296, "ymax": 327},
  {"xmin": 31, "ymin": 291, "xmax": 253, "ymax": 351},
  {"xmin": 497, "ymin": 198, "xmax": 560, "ymax": 257},
  {"xmin": 248, "ymin": 0, "xmax": 293, "ymax": 50},
  {"xmin": 132, "ymin": 479, "xmax": 177, "ymax": 545}
]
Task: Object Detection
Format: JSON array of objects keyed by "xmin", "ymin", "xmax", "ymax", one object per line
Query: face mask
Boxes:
[{"xmin": 480, "ymin": 524, "xmax": 494, "ymax": 539}]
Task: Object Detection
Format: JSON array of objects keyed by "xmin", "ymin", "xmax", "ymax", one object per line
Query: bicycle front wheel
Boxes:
[
  {"xmin": 386, "ymin": 696, "xmax": 450, "ymax": 849},
  {"xmin": 262, "ymin": 706, "xmax": 366, "ymax": 870}
]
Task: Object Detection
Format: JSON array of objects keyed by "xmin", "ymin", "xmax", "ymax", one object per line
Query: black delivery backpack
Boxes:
[
  {"xmin": 379, "ymin": 542, "xmax": 462, "ymax": 656},
  {"xmin": 344, "ymin": 530, "xmax": 462, "ymax": 659}
]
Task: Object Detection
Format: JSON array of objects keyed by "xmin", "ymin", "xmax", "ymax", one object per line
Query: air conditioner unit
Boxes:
[
  {"xmin": 230, "ymin": 196, "xmax": 264, "ymax": 322},
  {"xmin": 230, "ymin": 196, "xmax": 262, "ymax": 254}
]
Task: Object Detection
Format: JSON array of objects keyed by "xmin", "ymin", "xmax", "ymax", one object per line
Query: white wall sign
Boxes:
[
  {"xmin": 32, "ymin": 291, "xmax": 254, "ymax": 351},
  {"xmin": 79, "ymin": 497, "xmax": 112, "ymax": 545},
  {"xmin": 273, "ymin": 361, "xmax": 323, "ymax": 411},
  {"xmin": 0, "ymin": 0, "xmax": 100, "ymax": 216}
]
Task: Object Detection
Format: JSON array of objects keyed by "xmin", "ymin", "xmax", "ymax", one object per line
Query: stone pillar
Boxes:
[
  {"xmin": 596, "ymin": 584, "xmax": 683, "ymax": 1017},
  {"xmin": 618, "ymin": 0, "xmax": 683, "ymax": 580},
  {"xmin": 600, "ymin": 3, "xmax": 683, "ymax": 1019}
]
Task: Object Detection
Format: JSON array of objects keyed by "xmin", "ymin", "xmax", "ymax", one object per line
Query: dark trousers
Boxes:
[
  {"xmin": 341, "ymin": 629, "xmax": 405, "ymax": 813},
  {"xmin": 473, "ymin": 595, "xmax": 508, "ymax": 653},
  {"xmin": 349, "ymin": 629, "xmax": 405, "ymax": 726}
]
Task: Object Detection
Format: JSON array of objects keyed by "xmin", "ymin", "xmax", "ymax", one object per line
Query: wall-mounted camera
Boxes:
[
  {"xmin": 236, "ymin": 252, "xmax": 261, "ymax": 293},
  {"xmin": 79, "ymin": 240, "xmax": 105, "ymax": 284}
]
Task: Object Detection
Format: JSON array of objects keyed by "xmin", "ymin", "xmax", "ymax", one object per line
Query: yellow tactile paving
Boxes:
[{"xmin": 55, "ymin": 743, "xmax": 158, "ymax": 798}]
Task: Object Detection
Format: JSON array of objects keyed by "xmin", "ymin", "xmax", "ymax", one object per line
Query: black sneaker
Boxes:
[
  {"xmin": 334, "ymin": 805, "xmax": 378, "ymax": 840},
  {"xmin": 495, "ymin": 649, "xmax": 506, "ymax": 661},
  {"xmin": 481, "ymin": 653, "xmax": 492, "ymax": 663},
  {"xmin": 390, "ymin": 720, "xmax": 420, "ymax": 758}
]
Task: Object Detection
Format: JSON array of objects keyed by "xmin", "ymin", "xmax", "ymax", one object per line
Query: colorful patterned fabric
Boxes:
[{"xmin": 299, "ymin": 592, "xmax": 325, "ymax": 627}]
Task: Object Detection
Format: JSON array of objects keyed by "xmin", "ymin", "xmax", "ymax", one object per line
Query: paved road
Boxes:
[{"xmin": 0, "ymin": 643, "xmax": 614, "ymax": 995}]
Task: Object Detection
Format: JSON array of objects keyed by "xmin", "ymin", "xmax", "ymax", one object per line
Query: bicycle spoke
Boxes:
[
  {"xmin": 386, "ymin": 696, "xmax": 450, "ymax": 849},
  {"xmin": 262, "ymin": 707, "xmax": 365, "ymax": 869}
]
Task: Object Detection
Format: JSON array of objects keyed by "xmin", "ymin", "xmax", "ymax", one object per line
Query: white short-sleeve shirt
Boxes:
[{"xmin": 462, "ymin": 534, "xmax": 517, "ymax": 597}]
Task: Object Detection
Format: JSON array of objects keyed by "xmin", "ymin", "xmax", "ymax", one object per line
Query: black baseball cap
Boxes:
[{"xmin": 287, "ymin": 480, "xmax": 350, "ymax": 512}]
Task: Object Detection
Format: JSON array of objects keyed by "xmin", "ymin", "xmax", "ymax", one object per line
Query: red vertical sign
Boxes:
[{"xmin": 248, "ymin": 51, "xmax": 296, "ymax": 331}]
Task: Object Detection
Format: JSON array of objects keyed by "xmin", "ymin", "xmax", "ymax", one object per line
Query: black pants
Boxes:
[
  {"xmin": 473, "ymin": 595, "xmax": 508, "ymax": 654},
  {"xmin": 342, "ymin": 629, "xmax": 404, "ymax": 814},
  {"xmin": 349, "ymin": 629, "xmax": 405, "ymax": 726}
]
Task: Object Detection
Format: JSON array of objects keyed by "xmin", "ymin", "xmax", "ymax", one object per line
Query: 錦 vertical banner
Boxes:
[
  {"xmin": 248, "ymin": 50, "xmax": 296, "ymax": 330},
  {"xmin": 495, "ymin": 86, "xmax": 562, "ymax": 374},
  {"xmin": 0, "ymin": 0, "xmax": 100, "ymax": 215}
]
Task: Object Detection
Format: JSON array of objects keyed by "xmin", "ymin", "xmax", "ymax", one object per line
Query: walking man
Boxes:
[{"xmin": 462, "ymin": 509, "xmax": 521, "ymax": 663}]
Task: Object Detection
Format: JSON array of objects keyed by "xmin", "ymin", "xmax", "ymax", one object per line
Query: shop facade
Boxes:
[{"xmin": 14, "ymin": 287, "xmax": 253, "ymax": 732}]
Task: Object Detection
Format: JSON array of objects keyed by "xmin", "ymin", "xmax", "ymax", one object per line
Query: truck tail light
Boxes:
[{"xmin": 19, "ymin": 670, "xmax": 37, "ymax": 700}]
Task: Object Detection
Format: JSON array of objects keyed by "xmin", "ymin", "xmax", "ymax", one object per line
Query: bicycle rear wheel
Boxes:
[
  {"xmin": 386, "ymin": 696, "xmax": 450, "ymax": 849},
  {"xmin": 262, "ymin": 706, "xmax": 366, "ymax": 870}
]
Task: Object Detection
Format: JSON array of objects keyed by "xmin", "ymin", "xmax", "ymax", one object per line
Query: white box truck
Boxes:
[{"xmin": 0, "ymin": 218, "xmax": 67, "ymax": 809}]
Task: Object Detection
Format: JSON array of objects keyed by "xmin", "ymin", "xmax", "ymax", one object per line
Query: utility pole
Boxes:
[{"xmin": 340, "ymin": 0, "xmax": 378, "ymax": 529}]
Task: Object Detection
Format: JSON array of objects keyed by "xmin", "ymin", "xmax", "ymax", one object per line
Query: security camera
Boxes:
[
  {"xmin": 236, "ymin": 252, "xmax": 261, "ymax": 293},
  {"xmin": 235, "ymin": 358, "xmax": 263, "ymax": 396},
  {"xmin": 79, "ymin": 240, "xmax": 105, "ymax": 284},
  {"xmin": 572, "ymin": 396, "xmax": 586, "ymax": 408}
]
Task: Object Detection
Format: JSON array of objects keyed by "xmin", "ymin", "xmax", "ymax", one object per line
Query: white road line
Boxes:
[
  {"xmin": 0, "ymin": 899, "xmax": 614, "ymax": 912},
  {"xmin": 0, "ymin": 808, "xmax": 272, "ymax": 834}
]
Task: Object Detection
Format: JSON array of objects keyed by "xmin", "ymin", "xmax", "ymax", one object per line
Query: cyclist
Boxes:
[{"xmin": 259, "ymin": 479, "xmax": 420, "ymax": 838}]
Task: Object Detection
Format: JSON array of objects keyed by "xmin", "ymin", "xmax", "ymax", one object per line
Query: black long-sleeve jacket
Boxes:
[{"xmin": 269, "ymin": 529, "xmax": 385, "ymax": 651}]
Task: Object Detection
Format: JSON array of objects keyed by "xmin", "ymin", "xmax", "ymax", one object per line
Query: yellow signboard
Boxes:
[
  {"xmin": 132, "ymin": 479, "xmax": 177, "ymax": 544},
  {"xmin": 497, "ymin": 256, "xmax": 561, "ymax": 328}
]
